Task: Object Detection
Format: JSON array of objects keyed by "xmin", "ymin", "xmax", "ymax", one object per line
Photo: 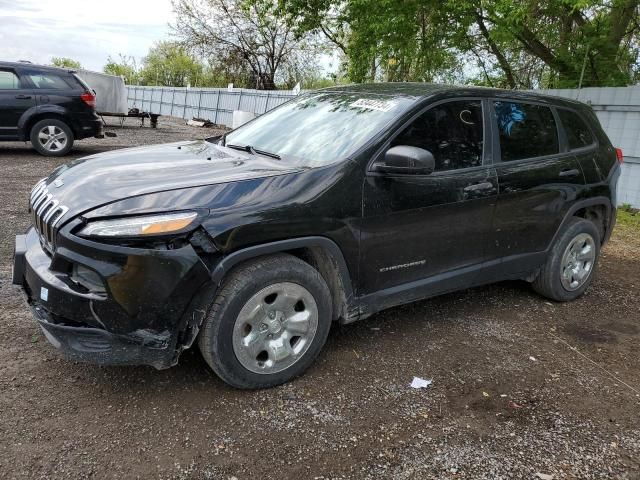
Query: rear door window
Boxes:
[
  {"xmin": 0, "ymin": 71, "xmax": 21, "ymax": 89},
  {"xmin": 391, "ymin": 99, "xmax": 484, "ymax": 172},
  {"xmin": 493, "ymin": 101, "xmax": 559, "ymax": 161},
  {"xmin": 557, "ymin": 109, "xmax": 594, "ymax": 149},
  {"xmin": 28, "ymin": 73, "xmax": 75, "ymax": 90}
]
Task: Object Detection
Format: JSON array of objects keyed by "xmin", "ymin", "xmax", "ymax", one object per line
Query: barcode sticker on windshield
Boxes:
[{"xmin": 350, "ymin": 99, "xmax": 396, "ymax": 112}]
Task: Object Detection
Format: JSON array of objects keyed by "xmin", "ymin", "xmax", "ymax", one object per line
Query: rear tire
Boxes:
[
  {"xmin": 30, "ymin": 119, "xmax": 74, "ymax": 157},
  {"xmin": 198, "ymin": 254, "xmax": 332, "ymax": 389},
  {"xmin": 532, "ymin": 217, "xmax": 600, "ymax": 302}
]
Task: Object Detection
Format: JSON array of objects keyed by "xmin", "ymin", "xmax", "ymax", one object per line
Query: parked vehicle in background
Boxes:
[
  {"xmin": 13, "ymin": 84, "xmax": 622, "ymax": 389},
  {"xmin": 0, "ymin": 61, "xmax": 102, "ymax": 156}
]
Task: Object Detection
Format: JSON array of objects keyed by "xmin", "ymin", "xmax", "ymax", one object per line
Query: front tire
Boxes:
[
  {"xmin": 532, "ymin": 217, "xmax": 600, "ymax": 302},
  {"xmin": 198, "ymin": 254, "xmax": 332, "ymax": 389},
  {"xmin": 30, "ymin": 119, "xmax": 74, "ymax": 156}
]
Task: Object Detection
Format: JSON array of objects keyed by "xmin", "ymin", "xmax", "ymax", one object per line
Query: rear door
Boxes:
[
  {"xmin": 22, "ymin": 69, "xmax": 84, "ymax": 113},
  {"xmin": 360, "ymin": 98, "xmax": 498, "ymax": 298},
  {"xmin": 0, "ymin": 68, "xmax": 35, "ymax": 139},
  {"xmin": 487, "ymin": 99, "xmax": 585, "ymax": 273}
]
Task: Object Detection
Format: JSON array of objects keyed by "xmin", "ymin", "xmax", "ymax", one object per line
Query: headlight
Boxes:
[{"xmin": 79, "ymin": 212, "xmax": 198, "ymax": 237}]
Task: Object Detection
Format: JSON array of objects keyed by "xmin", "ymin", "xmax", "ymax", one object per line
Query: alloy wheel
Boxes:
[
  {"xmin": 232, "ymin": 282, "xmax": 319, "ymax": 374},
  {"xmin": 38, "ymin": 125, "xmax": 68, "ymax": 152},
  {"xmin": 560, "ymin": 232, "xmax": 596, "ymax": 291}
]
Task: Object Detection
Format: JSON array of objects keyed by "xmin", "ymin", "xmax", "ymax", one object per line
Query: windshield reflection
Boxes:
[{"xmin": 224, "ymin": 92, "xmax": 412, "ymax": 167}]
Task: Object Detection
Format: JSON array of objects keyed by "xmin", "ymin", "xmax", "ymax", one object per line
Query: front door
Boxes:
[
  {"xmin": 359, "ymin": 99, "xmax": 498, "ymax": 304},
  {"xmin": 0, "ymin": 69, "xmax": 35, "ymax": 139}
]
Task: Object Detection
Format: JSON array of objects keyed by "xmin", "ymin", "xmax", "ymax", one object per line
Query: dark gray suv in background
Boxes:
[{"xmin": 0, "ymin": 61, "xmax": 102, "ymax": 156}]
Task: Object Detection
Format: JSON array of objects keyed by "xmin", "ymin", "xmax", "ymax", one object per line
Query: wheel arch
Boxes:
[
  {"xmin": 550, "ymin": 197, "xmax": 613, "ymax": 249},
  {"xmin": 210, "ymin": 236, "xmax": 355, "ymax": 322},
  {"xmin": 21, "ymin": 110, "xmax": 76, "ymax": 140}
]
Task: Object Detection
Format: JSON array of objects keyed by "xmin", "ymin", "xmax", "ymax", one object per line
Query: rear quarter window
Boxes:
[
  {"xmin": 493, "ymin": 101, "xmax": 559, "ymax": 161},
  {"xmin": 557, "ymin": 109, "xmax": 595, "ymax": 149}
]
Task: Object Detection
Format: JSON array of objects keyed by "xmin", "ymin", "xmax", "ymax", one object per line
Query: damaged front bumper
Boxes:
[
  {"xmin": 33, "ymin": 304, "xmax": 173, "ymax": 368},
  {"xmin": 13, "ymin": 226, "xmax": 213, "ymax": 369}
]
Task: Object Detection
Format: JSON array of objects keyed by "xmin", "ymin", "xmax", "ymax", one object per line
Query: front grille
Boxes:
[{"xmin": 29, "ymin": 179, "xmax": 69, "ymax": 254}]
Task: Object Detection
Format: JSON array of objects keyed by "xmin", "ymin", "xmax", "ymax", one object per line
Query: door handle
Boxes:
[
  {"xmin": 15, "ymin": 94, "xmax": 32, "ymax": 100},
  {"xmin": 463, "ymin": 181, "xmax": 494, "ymax": 193},
  {"xmin": 558, "ymin": 169, "xmax": 580, "ymax": 178}
]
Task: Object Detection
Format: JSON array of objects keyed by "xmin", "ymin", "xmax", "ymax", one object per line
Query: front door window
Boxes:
[
  {"xmin": 0, "ymin": 70, "xmax": 20, "ymax": 90},
  {"xmin": 391, "ymin": 100, "xmax": 484, "ymax": 172}
]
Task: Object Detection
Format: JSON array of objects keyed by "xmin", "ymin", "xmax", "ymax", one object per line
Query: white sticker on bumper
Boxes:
[{"xmin": 40, "ymin": 287, "xmax": 49, "ymax": 302}]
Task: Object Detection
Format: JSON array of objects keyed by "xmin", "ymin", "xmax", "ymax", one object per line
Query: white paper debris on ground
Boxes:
[
  {"xmin": 529, "ymin": 356, "xmax": 537, "ymax": 362},
  {"xmin": 410, "ymin": 377, "xmax": 432, "ymax": 389},
  {"xmin": 535, "ymin": 473, "xmax": 554, "ymax": 480}
]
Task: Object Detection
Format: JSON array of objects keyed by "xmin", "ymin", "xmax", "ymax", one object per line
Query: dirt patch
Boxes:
[
  {"xmin": 0, "ymin": 120, "xmax": 639, "ymax": 479},
  {"xmin": 562, "ymin": 323, "xmax": 618, "ymax": 344},
  {"xmin": 604, "ymin": 321, "xmax": 640, "ymax": 335}
]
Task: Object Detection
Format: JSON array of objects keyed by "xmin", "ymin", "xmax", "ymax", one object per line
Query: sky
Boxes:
[{"xmin": 0, "ymin": 0, "xmax": 174, "ymax": 71}]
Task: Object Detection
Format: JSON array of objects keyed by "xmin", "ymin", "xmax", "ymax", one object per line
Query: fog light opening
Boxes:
[{"xmin": 70, "ymin": 264, "xmax": 106, "ymax": 294}]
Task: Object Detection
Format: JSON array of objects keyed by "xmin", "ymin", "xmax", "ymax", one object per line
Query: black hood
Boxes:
[{"xmin": 42, "ymin": 140, "xmax": 304, "ymax": 222}]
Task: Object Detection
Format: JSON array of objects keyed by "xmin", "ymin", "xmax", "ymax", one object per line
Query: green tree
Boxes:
[
  {"xmin": 172, "ymin": 0, "xmax": 324, "ymax": 89},
  {"xmin": 139, "ymin": 41, "xmax": 204, "ymax": 87},
  {"xmin": 347, "ymin": 0, "xmax": 458, "ymax": 83},
  {"xmin": 449, "ymin": 0, "xmax": 640, "ymax": 88},
  {"xmin": 50, "ymin": 57, "xmax": 82, "ymax": 69},
  {"xmin": 272, "ymin": 0, "xmax": 461, "ymax": 83},
  {"xmin": 272, "ymin": 0, "xmax": 640, "ymax": 87},
  {"xmin": 103, "ymin": 55, "xmax": 138, "ymax": 84},
  {"xmin": 198, "ymin": 50, "xmax": 256, "ymax": 88}
]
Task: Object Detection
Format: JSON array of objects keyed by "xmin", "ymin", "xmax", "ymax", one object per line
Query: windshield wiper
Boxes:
[{"xmin": 226, "ymin": 143, "xmax": 281, "ymax": 160}]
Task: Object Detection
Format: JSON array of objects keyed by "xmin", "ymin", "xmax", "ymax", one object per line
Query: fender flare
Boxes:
[
  {"xmin": 548, "ymin": 196, "xmax": 613, "ymax": 249},
  {"xmin": 19, "ymin": 105, "xmax": 73, "ymax": 137},
  {"xmin": 16, "ymin": 105, "xmax": 40, "ymax": 138},
  {"xmin": 210, "ymin": 236, "xmax": 355, "ymax": 301}
]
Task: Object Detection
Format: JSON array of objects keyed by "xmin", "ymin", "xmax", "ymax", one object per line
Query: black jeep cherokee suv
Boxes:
[
  {"xmin": 0, "ymin": 61, "xmax": 102, "ymax": 156},
  {"xmin": 13, "ymin": 84, "xmax": 621, "ymax": 389}
]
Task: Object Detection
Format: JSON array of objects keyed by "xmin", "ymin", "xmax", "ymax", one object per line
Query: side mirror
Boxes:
[{"xmin": 374, "ymin": 145, "xmax": 435, "ymax": 175}]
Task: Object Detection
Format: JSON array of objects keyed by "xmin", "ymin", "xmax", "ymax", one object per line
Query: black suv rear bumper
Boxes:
[
  {"xmin": 13, "ymin": 227, "xmax": 212, "ymax": 369},
  {"xmin": 72, "ymin": 113, "xmax": 103, "ymax": 140}
]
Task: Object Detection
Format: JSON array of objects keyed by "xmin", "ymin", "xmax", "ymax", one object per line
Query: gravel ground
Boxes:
[{"xmin": 0, "ymin": 117, "xmax": 638, "ymax": 479}]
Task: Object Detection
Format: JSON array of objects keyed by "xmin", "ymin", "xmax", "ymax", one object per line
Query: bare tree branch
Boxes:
[{"xmin": 172, "ymin": 0, "xmax": 320, "ymax": 89}]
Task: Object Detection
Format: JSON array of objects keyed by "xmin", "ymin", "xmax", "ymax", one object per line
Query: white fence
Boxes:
[
  {"xmin": 127, "ymin": 84, "xmax": 640, "ymax": 207},
  {"xmin": 126, "ymin": 86, "xmax": 298, "ymax": 128}
]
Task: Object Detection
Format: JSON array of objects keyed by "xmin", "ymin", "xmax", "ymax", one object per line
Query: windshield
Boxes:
[{"xmin": 223, "ymin": 92, "xmax": 412, "ymax": 166}]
